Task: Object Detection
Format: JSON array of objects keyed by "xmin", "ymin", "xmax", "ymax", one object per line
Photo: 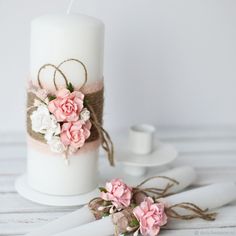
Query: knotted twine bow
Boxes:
[{"xmin": 29, "ymin": 58, "xmax": 114, "ymax": 166}]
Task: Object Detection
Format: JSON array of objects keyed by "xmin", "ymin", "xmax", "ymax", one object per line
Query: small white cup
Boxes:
[{"xmin": 129, "ymin": 124, "xmax": 156, "ymax": 155}]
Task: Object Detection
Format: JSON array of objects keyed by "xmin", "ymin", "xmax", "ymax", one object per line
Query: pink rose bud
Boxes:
[
  {"xmin": 133, "ymin": 197, "xmax": 167, "ymax": 236},
  {"xmin": 100, "ymin": 179, "xmax": 132, "ymax": 209}
]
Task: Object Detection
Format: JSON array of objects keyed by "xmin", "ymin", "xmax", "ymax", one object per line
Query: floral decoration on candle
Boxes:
[
  {"xmin": 89, "ymin": 178, "xmax": 216, "ymax": 236},
  {"xmin": 27, "ymin": 58, "xmax": 114, "ymax": 165},
  {"xmin": 89, "ymin": 176, "xmax": 179, "ymax": 219},
  {"xmin": 30, "ymin": 83, "xmax": 91, "ymax": 156}
]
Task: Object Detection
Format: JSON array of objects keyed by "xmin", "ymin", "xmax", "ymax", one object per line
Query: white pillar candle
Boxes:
[
  {"xmin": 53, "ymin": 182, "xmax": 236, "ymax": 236},
  {"xmin": 27, "ymin": 14, "xmax": 105, "ymax": 195},
  {"xmin": 25, "ymin": 166, "xmax": 196, "ymax": 236}
]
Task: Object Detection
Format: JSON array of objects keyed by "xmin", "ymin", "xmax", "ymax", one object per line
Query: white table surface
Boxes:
[{"xmin": 0, "ymin": 128, "xmax": 236, "ymax": 236}]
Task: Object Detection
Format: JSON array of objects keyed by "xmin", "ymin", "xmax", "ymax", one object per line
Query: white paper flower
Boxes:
[
  {"xmin": 44, "ymin": 124, "xmax": 61, "ymax": 142},
  {"xmin": 30, "ymin": 104, "xmax": 60, "ymax": 138},
  {"xmin": 47, "ymin": 136, "xmax": 66, "ymax": 153},
  {"xmin": 80, "ymin": 108, "xmax": 90, "ymax": 122}
]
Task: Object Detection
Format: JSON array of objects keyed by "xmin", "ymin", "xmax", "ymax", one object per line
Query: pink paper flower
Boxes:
[
  {"xmin": 60, "ymin": 120, "xmax": 91, "ymax": 149},
  {"xmin": 133, "ymin": 197, "xmax": 167, "ymax": 236},
  {"xmin": 100, "ymin": 179, "xmax": 132, "ymax": 209},
  {"xmin": 48, "ymin": 88, "xmax": 84, "ymax": 122}
]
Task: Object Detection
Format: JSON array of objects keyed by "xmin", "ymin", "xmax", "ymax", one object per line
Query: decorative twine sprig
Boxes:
[
  {"xmin": 135, "ymin": 176, "xmax": 216, "ymax": 221},
  {"xmin": 133, "ymin": 176, "xmax": 180, "ymax": 198},
  {"xmin": 165, "ymin": 202, "xmax": 217, "ymax": 221},
  {"xmin": 35, "ymin": 58, "xmax": 114, "ymax": 166}
]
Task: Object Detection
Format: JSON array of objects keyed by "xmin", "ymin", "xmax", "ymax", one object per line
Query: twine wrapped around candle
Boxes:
[{"xmin": 27, "ymin": 58, "xmax": 114, "ymax": 166}]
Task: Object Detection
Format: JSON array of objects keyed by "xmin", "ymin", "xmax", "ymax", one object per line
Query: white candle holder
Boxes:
[
  {"xmin": 115, "ymin": 124, "xmax": 178, "ymax": 177},
  {"xmin": 129, "ymin": 124, "xmax": 156, "ymax": 155}
]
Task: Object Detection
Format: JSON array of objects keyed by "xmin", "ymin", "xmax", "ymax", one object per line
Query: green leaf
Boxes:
[
  {"xmin": 102, "ymin": 212, "xmax": 110, "ymax": 218},
  {"xmin": 67, "ymin": 82, "xmax": 74, "ymax": 92},
  {"xmin": 48, "ymin": 95, "xmax": 56, "ymax": 101},
  {"xmin": 131, "ymin": 203, "xmax": 137, "ymax": 208},
  {"xmin": 84, "ymin": 98, "xmax": 89, "ymax": 105},
  {"xmin": 129, "ymin": 219, "xmax": 139, "ymax": 227},
  {"xmin": 99, "ymin": 187, "xmax": 107, "ymax": 193}
]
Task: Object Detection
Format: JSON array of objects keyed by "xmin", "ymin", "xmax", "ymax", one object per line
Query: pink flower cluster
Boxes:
[
  {"xmin": 100, "ymin": 179, "xmax": 132, "ymax": 209},
  {"xmin": 133, "ymin": 197, "xmax": 167, "ymax": 236},
  {"xmin": 48, "ymin": 88, "xmax": 91, "ymax": 150},
  {"xmin": 100, "ymin": 179, "xmax": 167, "ymax": 236}
]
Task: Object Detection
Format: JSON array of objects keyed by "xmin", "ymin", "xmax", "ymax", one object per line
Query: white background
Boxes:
[{"xmin": 0, "ymin": 0, "xmax": 236, "ymax": 133}]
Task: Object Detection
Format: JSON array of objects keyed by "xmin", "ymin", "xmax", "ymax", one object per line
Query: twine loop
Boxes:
[
  {"xmin": 133, "ymin": 176, "xmax": 180, "ymax": 199},
  {"xmin": 37, "ymin": 58, "xmax": 88, "ymax": 91}
]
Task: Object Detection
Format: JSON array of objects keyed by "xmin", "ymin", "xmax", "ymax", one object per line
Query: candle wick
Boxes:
[{"xmin": 66, "ymin": 0, "xmax": 75, "ymax": 14}]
